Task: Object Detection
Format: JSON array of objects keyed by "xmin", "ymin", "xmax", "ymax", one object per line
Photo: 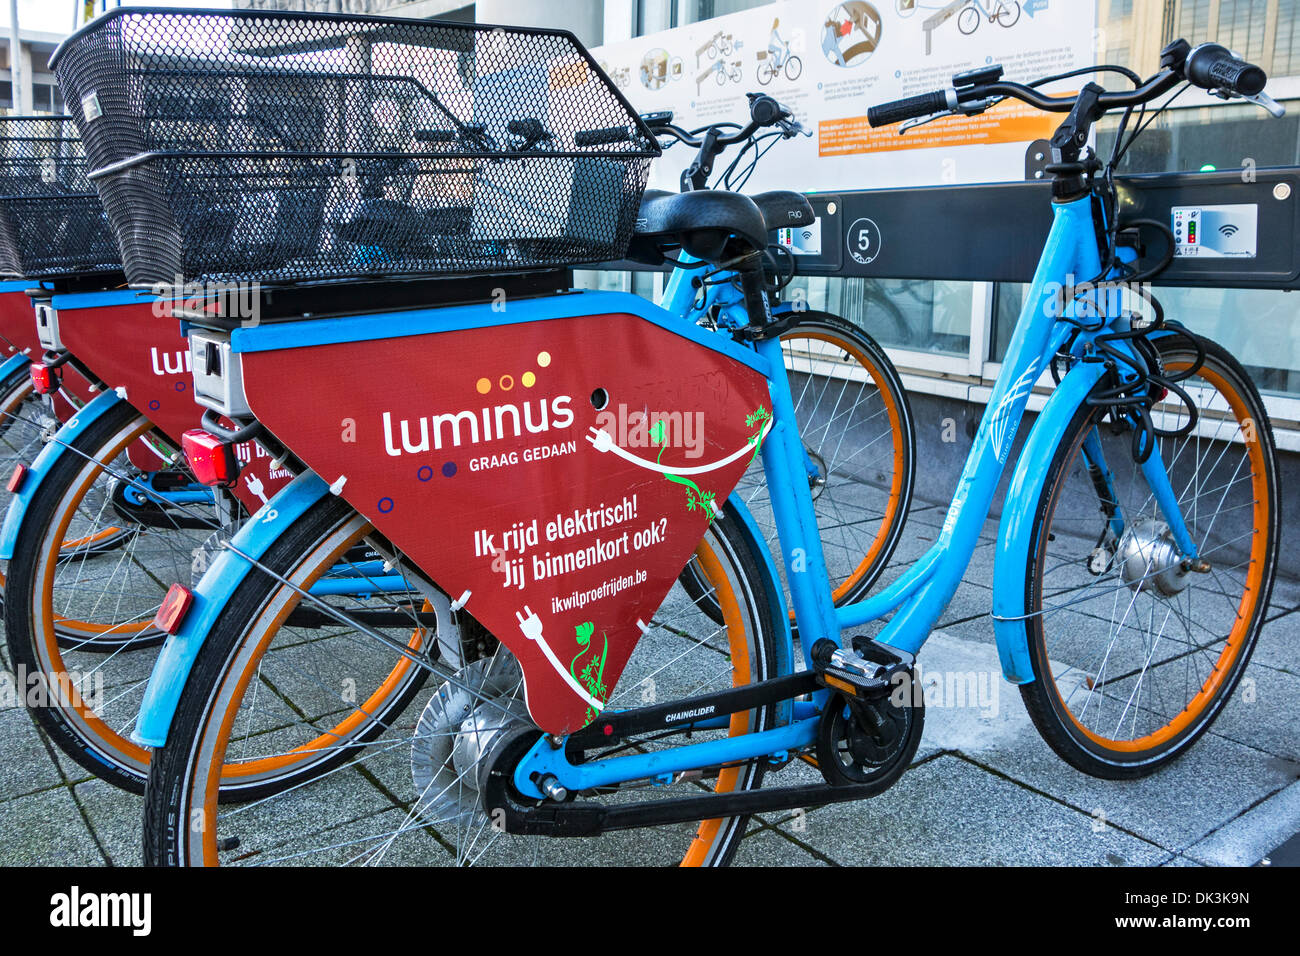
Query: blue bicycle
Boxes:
[{"xmin": 73, "ymin": 17, "xmax": 1277, "ymax": 865}]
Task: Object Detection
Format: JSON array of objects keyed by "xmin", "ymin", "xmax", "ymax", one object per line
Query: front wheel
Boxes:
[
  {"xmin": 957, "ymin": 5, "xmax": 981, "ymax": 34},
  {"xmin": 1020, "ymin": 333, "xmax": 1278, "ymax": 778},
  {"xmin": 757, "ymin": 61, "xmax": 775, "ymax": 86},
  {"xmin": 145, "ymin": 497, "xmax": 783, "ymax": 865},
  {"xmin": 785, "ymin": 55, "xmax": 803, "ymax": 82},
  {"xmin": 996, "ymin": 1, "xmax": 1021, "ymax": 28}
]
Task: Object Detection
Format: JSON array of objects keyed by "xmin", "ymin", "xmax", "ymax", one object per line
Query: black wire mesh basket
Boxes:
[
  {"xmin": 52, "ymin": 8, "xmax": 661, "ymax": 287},
  {"xmin": 0, "ymin": 116, "xmax": 121, "ymax": 279}
]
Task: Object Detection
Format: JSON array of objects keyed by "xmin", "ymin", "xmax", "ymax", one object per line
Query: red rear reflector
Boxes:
[
  {"xmin": 7, "ymin": 463, "xmax": 27, "ymax": 493},
  {"xmin": 153, "ymin": 583, "xmax": 195, "ymax": 635},
  {"xmin": 29, "ymin": 363, "xmax": 56, "ymax": 395},
  {"xmin": 181, "ymin": 429, "xmax": 239, "ymax": 487}
]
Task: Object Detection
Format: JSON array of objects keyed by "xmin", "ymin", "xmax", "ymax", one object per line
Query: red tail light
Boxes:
[
  {"xmin": 181, "ymin": 429, "xmax": 240, "ymax": 487},
  {"xmin": 153, "ymin": 583, "xmax": 195, "ymax": 635},
  {"xmin": 29, "ymin": 363, "xmax": 56, "ymax": 395},
  {"xmin": 7, "ymin": 463, "xmax": 27, "ymax": 493}
]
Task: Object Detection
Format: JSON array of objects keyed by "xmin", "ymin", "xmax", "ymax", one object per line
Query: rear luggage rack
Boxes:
[{"xmin": 52, "ymin": 9, "xmax": 660, "ymax": 288}]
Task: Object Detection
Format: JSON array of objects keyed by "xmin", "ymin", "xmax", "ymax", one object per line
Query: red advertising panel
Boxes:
[
  {"xmin": 240, "ymin": 312, "xmax": 772, "ymax": 733},
  {"xmin": 54, "ymin": 299, "xmax": 290, "ymax": 513}
]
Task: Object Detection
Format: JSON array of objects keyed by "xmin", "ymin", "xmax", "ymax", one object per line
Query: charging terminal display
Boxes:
[
  {"xmin": 776, "ymin": 218, "xmax": 823, "ymax": 256},
  {"xmin": 1172, "ymin": 204, "xmax": 1258, "ymax": 258}
]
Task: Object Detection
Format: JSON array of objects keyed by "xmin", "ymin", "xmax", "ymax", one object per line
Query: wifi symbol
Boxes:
[
  {"xmin": 802, "ymin": 230, "xmax": 814, "ymax": 240},
  {"xmin": 1219, "ymin": 224, "xmax": 1240, "ymax": 238}
]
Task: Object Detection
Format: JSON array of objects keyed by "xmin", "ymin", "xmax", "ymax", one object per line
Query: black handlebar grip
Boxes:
[
  {"xmin": 574, "ymin": 126, "xmax": 632, "ymax": 147},
  {"xmin": 1185, "ymin": 43, "xmax": 1267, "ymax": 96},
  {"xmin": 867, "ymin": 89, "xmax": 952, "ymax": 128}
]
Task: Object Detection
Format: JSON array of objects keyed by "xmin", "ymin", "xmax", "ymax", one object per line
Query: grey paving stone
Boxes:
[
  {"xmin": 975, "ymin": 707, "xmax": 1295, "ymax": 852},
  {"xmin": 733, "ymin": 823, "xmax": 831, "ymax": 866},
  {"xmin": 74, "ymin": 777, "xmax": 144, "ymax": 867},
  {"xmin": 773, "ymin": 755, "xmax": 1167, "ymax": 866},
  {"xmin": 1184, "ymin": 779, "xmax": 1300, "ymax": 867},
  {"xmin": 0, "ymin": 705, "xmax": 68, "ymax": 800},
  {"xmin": 1205, "ymin": 661, "xmax": 1300, "ymax": 762},
  {"xmin": 0, "ymin": 785, "xmax": 105, "ymax": 866}
]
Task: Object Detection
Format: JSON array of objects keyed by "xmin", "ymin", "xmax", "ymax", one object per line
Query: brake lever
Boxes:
[{"xmin": 1243, "ymin": 90, "xmax": 1286, "ymax": 118}]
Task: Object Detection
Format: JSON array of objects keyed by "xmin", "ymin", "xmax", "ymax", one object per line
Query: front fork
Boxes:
[{"xmin": 1076, "ymin": 342, "xmax": 1201, "ymax": 562}]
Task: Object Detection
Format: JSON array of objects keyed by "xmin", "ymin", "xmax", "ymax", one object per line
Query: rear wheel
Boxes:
[
  {"xmin": 734, "ymin": 313, "xmax": 914, "ymax": 610},
  {"xmin": 144, "ymin": 497, "xmax": 782, "ymax": 866},
  {"xmin": 5, "ymin": 401, "xmax": 218, "ymax": 790},
  {"xmin": 1020, "ymin": 334, "xmax": 1278, "ymax": 778},
  {"xmin": 958, "ymin": 5, "xmax": 981, "ymax": 34}
]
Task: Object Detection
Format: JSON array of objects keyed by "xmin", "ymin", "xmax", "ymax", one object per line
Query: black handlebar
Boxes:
[
  {"xmin": 1184, "ymin": 42, "xmax": 1267, "ymax": 96},
  {"xmin": 867, "ymin": 37, "xmax": 1269, "ymax": 130}
]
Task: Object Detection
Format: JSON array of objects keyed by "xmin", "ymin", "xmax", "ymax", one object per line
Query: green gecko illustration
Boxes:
[
  {"xmin": 570, "ymin": 621, "xmax": 609, "ymax": 726},
  {"xmin": 652, "ymin": 418, "xmax": 718, "ymax": 522}
]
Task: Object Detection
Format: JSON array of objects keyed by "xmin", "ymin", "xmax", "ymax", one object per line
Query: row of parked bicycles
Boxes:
[{"xmin": 0, "ymin": 7, "xmax": 1282, "ymax": 866}]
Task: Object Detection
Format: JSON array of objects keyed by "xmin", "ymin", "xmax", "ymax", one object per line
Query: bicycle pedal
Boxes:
[{"xmin": 810, "ymin": 637, "xmax": 914, "ymax": 700}]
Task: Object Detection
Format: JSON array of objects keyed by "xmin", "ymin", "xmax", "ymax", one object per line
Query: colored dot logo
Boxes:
[
  {"xmin": 174, "ymin": 381, "xmax": 187, "ymax": 391},
  {"xmin": 417, "ymin": 465, "xmax": 434, "ymax": 482},
  {"xmin": 471, "ymin": 351, "xmax": 553, "ymax": 396},
  {"xmin": 377, "ymin": 496, "xmax": 395, "ymax": 514},
  {"xmin": 442, "ymin": 461, "xmax": 457, "ymax": 477},
  {"xmin": 148, "ymin": 400, "xmax": 160, "ymax": 411}
]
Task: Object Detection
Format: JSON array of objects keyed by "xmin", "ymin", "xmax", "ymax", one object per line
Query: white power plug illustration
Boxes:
[{"xmin": 515, "ymin": 605, "xmax": 605, "ymax": 712}]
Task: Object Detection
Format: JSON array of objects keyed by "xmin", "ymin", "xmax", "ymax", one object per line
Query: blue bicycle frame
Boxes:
[{"xmin": 511, "ymin": 191, "xmax": 1200, "ymax": 798}]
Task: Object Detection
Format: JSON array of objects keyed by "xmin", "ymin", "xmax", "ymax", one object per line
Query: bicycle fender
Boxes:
[
  {"xmin": 0, "ymin": 351, "xmax": 30, "ymax": 383},
  {"xmin": 992, "ymin": 360, "xmax": 1106, "ymax": 684},
  {"xmin": 133, "ymin": 470, "xmax": 332, "ymax": 747},
  {"xmin": 0, "ymin": 389, "xmax": 126, "ymax": 560}
]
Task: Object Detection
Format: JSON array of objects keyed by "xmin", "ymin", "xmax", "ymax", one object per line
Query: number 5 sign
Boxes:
[{"xmin": 847, "ymin": 217, "xmax": 882, "ymax": 265}]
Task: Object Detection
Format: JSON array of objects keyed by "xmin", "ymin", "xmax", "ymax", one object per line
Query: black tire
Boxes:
[
  {"xmin": 1019, "ymin": 334, "xmax": 1278, "ymax": 779},
  {"xmin": 146, "ymin": 498, "xmax": 782, "ymax": 866}
]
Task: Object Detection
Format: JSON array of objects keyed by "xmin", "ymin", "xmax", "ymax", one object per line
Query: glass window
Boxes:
[
  {"xmin": 1218, "ymin": 0, "xmax": 1270, "ymax": 64},
  {"xmin": 1276, "ymin": 1, "xmax": 1300, "ymax": 76},
  {"xmin": 785, "ymin": 276, "xmax": 974, "ymax": 356},
  {"xmin": 0, "ymin": 81, "xmax": 11, "ymax": 111}
]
